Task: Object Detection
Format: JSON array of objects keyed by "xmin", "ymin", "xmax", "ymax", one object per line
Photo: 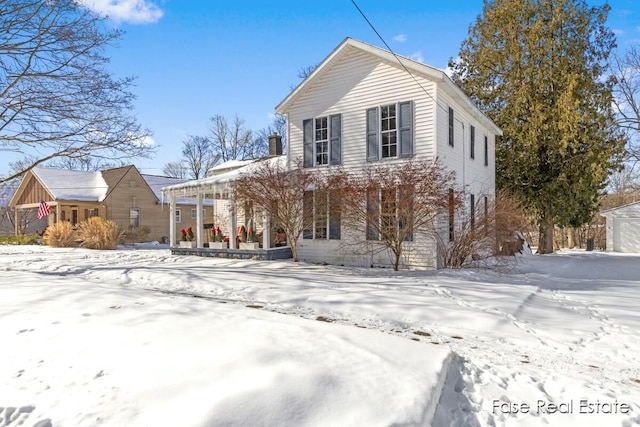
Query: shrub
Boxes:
[
  {"xmin": 76, "ymin": 217, "xmax": 122, "ymax": 250},
  {"xmin": 121, "ymin": 225, "xmax": 151, "ymax": 243},
  {"xmin": 43, "ymin": 221, "xmax": 77, "ymax": 247},
  {"xmin": 0, "ymin": 234, "xmax": 39, "ymax": 245}
]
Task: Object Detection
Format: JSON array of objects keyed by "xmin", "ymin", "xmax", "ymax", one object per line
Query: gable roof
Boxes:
[
  {"xmin": 32, "ymin": 167, "xmax": 109, "ymax": 202},
  {"xmin": 600, "ymin": 200, "xmax": 640, "ymax": 217},
  {"xmin": 275, "ymin": 37, "xmax": 501, "ymax": 136},
  {"xmin": 8, "ymin": 165, "xmax": 202, "ymax": 207}
]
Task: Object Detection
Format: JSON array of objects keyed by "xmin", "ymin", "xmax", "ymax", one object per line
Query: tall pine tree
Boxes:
[{"xmin": 450, "ymin": 0, "xmax": 625, "ymax": 253}]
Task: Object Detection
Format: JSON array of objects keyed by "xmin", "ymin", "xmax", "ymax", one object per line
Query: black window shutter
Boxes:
[
  {"xmin": 366, "ymin": 107, "xmax": 379, "ymax": 161},
  {"xmin": 398, "ymin": 101, "xmax": 414, "ymax": 158},
  {"xmin": 303, "ymin": 119, "xmax": 313, "ymax": 168},
  {"xmin": 329, "ymin": 114, "xmax": 341, "ymax": 165}
]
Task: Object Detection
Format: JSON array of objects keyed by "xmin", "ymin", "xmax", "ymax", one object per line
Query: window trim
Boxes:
[
  {"xmin": 448, "ymin": 107, "xmax": 454, "ymax": 147},
  {"xmin": 367, "ymin": 101, "xmax": 414, "ymax": 161},
  {"xmin": 303, "ymin": 114, "xmax": 342, "ymax": 167},
  {"xmin": 470, "ymin": 125, "xmax": 475, "ymax": 159},
  {"xmin": 366, "ymin": 186, "xmax": 414, "ymax": 242},
  {"xmin": 130, "ymin": 208, "xmax": 141, "ymax": 228},
  {"xmin": 303, "ymin": 190, "xmax": 341, "ymax": 240},
  {"xmin": 484, "ymin": 135, "xmax": 489, "ymax": 166}
]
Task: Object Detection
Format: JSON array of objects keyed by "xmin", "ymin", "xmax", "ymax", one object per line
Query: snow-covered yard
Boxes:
[{"xmin": 1, "ymin": 245, "xmax": 639, "ymax": 426}]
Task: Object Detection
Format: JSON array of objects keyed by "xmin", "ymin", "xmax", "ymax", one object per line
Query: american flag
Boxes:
[{"xmin": 37, "ymin": 200, "xmax": 51, "ymax": 220}]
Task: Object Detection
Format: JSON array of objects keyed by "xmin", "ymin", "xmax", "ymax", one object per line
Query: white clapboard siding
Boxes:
[{"xmin": 281, "ymin": 39, "xmax": 498, "ymax": 269}]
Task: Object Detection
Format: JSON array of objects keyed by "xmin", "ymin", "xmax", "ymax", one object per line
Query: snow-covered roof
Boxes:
[
  {"xmin": 143, "ymin": 174, "xmax": 214, "ymax": 206},
  {"xmin": 600, "ymin": 200, "xmax": 640, "ymax": 217},
  {"xmin": 207, "ymin": 159, "xmax": 256, "ymax": 176},
  {"xmin": 162, "ymin": 156, "xmax": 286, "ymax": 197},
  {"xmin": 33, "ymin": 167, "xmax": 108, "ymax": 201}
]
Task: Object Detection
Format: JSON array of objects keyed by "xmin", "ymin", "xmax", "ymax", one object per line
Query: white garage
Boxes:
[{"xmin": 601, "ymin": 202, "xmax": 640, "ymax": 252}]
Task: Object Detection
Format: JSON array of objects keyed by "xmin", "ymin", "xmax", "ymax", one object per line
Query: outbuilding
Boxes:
[{"xmin": 600, "ymin": 201, "xmax": 640, "ymax": 252}]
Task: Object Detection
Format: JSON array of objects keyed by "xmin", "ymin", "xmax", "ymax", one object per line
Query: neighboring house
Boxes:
[
  {"xmin": 8, "ymin": 165, "xmax": 212, "ymax": 243},
  {"xmin": 600, "ymin": 201, "xmax": 640, "ymax": 252},
  {"xmin": 274, "ymin": 37, "xmax": 501, "ymax": 268}
]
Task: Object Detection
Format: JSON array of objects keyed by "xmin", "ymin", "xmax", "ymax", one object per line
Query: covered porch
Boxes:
[{"xmin": 161, "ymin": 158, "xmax": 291, "ymax": 260}]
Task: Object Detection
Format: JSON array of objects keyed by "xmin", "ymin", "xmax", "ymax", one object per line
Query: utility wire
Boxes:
[{"xmin": 349, "ymin": 0, "xmax": 451, "ymax": 115}]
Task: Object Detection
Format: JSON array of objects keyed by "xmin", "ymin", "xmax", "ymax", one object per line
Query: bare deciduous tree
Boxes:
[
  {"xmin": 209, "ymin": 115, "xmax": 262, "ymax": 162},
  {"xmin": 254, "ymin": 114, "xmax": 287, "ymax": 153},
  {"xmin": 181, "ymin": 135, "xmax": 219, "ymax": 179},
  {"xmin": 0, "ymin": 0, "xmax": 154, "ymax": 184},
  {"xmin": 162, "ymin": 161, "xmax": 189, "ymax": 179},
  {"xmin": 233, "ymin": 158, "xmax": 317, "ymax": 262},
  {"xmin": 333, "ymin": 160, "xmax": 460, "ymax": 271},
  {"xmin": 47, "ymin": 156, "xmax": 123, "ymax": 172}
]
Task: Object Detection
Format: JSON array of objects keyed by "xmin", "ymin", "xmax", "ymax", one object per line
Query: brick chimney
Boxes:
[{"xmin": 268, "ymin": 132, "xmax": 283, "ymax": 156}]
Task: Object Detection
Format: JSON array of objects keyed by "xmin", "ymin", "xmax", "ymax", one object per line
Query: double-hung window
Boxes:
[
  {"xmin": 366, "ymin": 186, "xmax": 414, "ymax": 242},
  {"xmin": 303, "ymin": 114, "xmax": 342, "ymax": 167},
  {"xmin": 448, "ymin": 107, "xmax": 454, "ymax": 147},
  {"xmin": 381, "ymin": 105, "xmax": 397, "ymax": 158},
  {"xmin": 470, "ymin": 125, "xmax": 475, "ymax": 159},
  {"xmin": 367, "ymin": 101, "xmax": 414, "ymax": 161},
  {"xmin": 130, "ymin": 208, "xmax": 140, "ymax": 228},
  {"xmin": 303, "ymin": 190, "xmax": 341, "ymax": 240},
  {"xmin": 484, "ymin": 135, "xmax": 489, "ymax": 166}
]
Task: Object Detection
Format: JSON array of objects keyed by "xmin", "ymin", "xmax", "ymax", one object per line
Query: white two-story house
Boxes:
[{"xmin": 276, "ymin": 37, "xmax": 502, "ymax": 269}]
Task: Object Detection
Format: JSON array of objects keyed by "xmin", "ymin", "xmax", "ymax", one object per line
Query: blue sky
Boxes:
[{"xmin": 32, "ymin": 1, "xmax": 640, "ymax": 174}]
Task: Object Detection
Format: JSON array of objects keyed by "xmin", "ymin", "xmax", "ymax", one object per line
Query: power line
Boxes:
[{"xmin": 349, "ymin": 0, "xmax": 450, "ymax": 115}]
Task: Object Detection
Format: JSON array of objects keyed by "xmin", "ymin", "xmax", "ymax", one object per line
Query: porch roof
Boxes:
[{"xmin": 161, "ymin": 156, "xmax": 285, "ymax": 199}]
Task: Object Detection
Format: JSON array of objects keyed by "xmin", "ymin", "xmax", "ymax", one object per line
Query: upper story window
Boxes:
[
  {"xmin": 367, "ymin": 101, "xmax": 414, "ymax": 161},
  {"xmin": 448, "ymin": 107, "xmax": 454, "ymax": 147},
  {"xmin": 484, "ymin": 135, "xmax": 489, "ymax": 166},
  {"xmin": 315, "ymin": 117, "xmax": 328, "ymax": 165},
  {"xmin": 303, "ymin": 114, "xmax": 341, "ymax": 167},
  {"xmin": 470, "ymin": 125, "xmax": 475, "ymax": 159},
  {"xmin": 381, "ymin": 104, "xmax": 397, "ymax": 158}
]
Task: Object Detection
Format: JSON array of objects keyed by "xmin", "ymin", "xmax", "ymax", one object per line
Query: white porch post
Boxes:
[
  {"xmin": 229, "ymin": 197, "xmax": 237, "ymax": 249},
  {"xmin": 169, "ymin": 194, "xmax": 176, "ymax": 246},
  {"xmin": 56, "ymin": 203, "xmax": 61, "ymax": 225},
  {"xmin": 262, "ymin": 211, "xmax": 271, "ymax": 249},
  {"xmin": 196, "ymin": 191, "xmax": 204, "ymax": 248}
]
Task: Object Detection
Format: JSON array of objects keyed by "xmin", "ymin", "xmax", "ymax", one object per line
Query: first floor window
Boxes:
[
  {"xmin": 175, "ymin": 208, "xmax": 181, "ymax": 223},
  {"xmin": 470, "ymin": 194, "xmax": 475, "ymax": 228},
  {"xmin": 303, "ymin": 190, "xmax": 341, "ymax": 240},
  {"xmin": 130, "ymin": 208, "xmax": 140, "ymax": 228},
  {"xmin": 85, "ymin": 208, "xmax": 99, "ymax": 219},
  {"xmin": 448, "ymin": 189, "xmax": 455, "ymax": 242},
  {"xmin": 366, "ymin": 186, "xmax": 414, "ymax": 242}
]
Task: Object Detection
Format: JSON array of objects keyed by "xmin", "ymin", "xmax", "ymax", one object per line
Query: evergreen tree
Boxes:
[{"xmin": 450, "ymin": 0, "xmax": 626, "ymax": 253}]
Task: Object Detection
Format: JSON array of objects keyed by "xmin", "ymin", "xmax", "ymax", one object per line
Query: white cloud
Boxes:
[
  {"xmin": 613, "ymin": 29, "xmax": 624, "ymax": 36},
  {"xmin": 393, "ymin": 34, "xmax": 407, "ymax": 43},
  {"xmin": 81, "ymin": 0, "xmax": 163, "ymax": 24},
  {"xmin": 409, "ymin": 51, "xmax": 424, "ymax": 63}
]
